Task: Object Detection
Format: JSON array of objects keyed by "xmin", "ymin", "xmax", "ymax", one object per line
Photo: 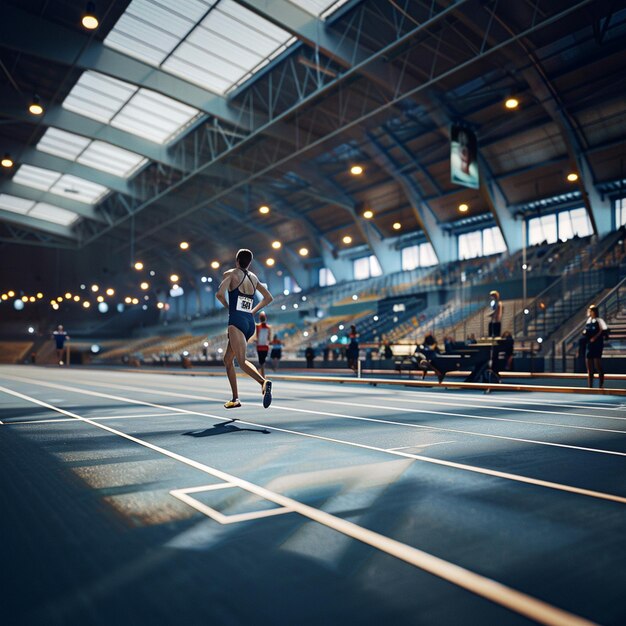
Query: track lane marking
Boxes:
[
  {"xmin": 15, "ymin": 372, "xmax": 626, "ymax": 457},
  {"xmin": 3, "ymin": 374, "xmax": 626, "ymax": 506},
  {"xmin": 0, "ymin": 383, "xmax": 599, "ymax": 626}
]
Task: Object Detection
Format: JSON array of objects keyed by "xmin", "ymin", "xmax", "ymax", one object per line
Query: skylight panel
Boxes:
[
  {"xmin": 50, "ymin": 175, "xmax": 109, "ymax": 204},
  {"xmin": 104, "ymin": 0, "xmax": 293, "ymax": 95},
  {"xmin": 13, "ymin": 165, "xmax": 61, "ymax": 191},
  {"xmin": 0, "ymin": 194, "xmax": 78, "ymax": 226},
  {"xmin": 37, "ymin": 128, "xmax": 91, "ymax": 160},
  {"xmin": 290, "ymin": 0, "xmax": 351, "ymax": 18},
  {"xmin": 0, "ymin": 194, "xmax": 34, "ymax": 215},
  {"xmin": 79, "ymin": 142, "xmax": 147, "ymax": 177},
  {"xmin": 62, "ymin": 70, "xmax": 200, "ymax": 144},
  {"xmin": 29, "ymin": 203, "xmax": 79, "ymax": 226},
  {"xmin": 36, "ymin": 129, "xmax": 147, "ymax": 179},
  {"xmin": 104, "ymin": 0, "xmax": 213, "ymax": 65}
]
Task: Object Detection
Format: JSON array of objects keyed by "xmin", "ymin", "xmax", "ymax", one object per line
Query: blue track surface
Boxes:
[{"xmin": 1, "ymin": 365, "xmax": 626, "ymax": 625}]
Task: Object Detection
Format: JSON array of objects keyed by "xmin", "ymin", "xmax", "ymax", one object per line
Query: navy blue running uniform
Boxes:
[{"xmin": 228, "ymin": 270, "xmax": 256, "ymax": 340}]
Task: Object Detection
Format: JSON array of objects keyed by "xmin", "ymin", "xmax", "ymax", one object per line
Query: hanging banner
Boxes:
[{"xmin": 450, "ymin": 125, "xmax": 479, "ymax": 189}]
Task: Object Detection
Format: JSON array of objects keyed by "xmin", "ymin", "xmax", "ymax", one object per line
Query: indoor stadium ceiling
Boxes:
[{"xmin": 0, "ymin": 0, "xmax": 625, "ymax": 282}]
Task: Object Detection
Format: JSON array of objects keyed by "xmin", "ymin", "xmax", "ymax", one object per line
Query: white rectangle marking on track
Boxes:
[
  {"xmin": 170, "ymin": 483, "xmax": 293, "ymax": 524},
  {"xmin": 2, "ymin": 374, "xmax": 626, "ymax": 506},
  {"xmin": 0, "ymin": 383, "xmax": 598, "ymax": 626}
]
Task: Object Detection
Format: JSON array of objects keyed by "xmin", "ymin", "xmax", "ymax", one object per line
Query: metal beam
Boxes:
[
  {"xmin": 0, "ymin": 208, "xmax": 77, "ymax": 239},
  {"xmin": 365, "ymin": 134, "xmax": 453, "ymax": 264},
  {"xmin": 0, "ymin": 181, "xmax": 104, "ymax": 222},
  {"xmin": 0, "ymin": 4, "xmax": 248, "ymax": 129},
  {"xmin": 0, "ymin": 93, "xmax": 180, "ymax": 169}
]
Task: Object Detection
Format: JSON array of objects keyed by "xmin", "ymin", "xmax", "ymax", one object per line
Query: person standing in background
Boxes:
[
  {"xmin": 52, "ymin": 325, "xmax": 69, "ymax": 366},
  {"xmin": 305, "ymin": 344, "xmax": 315, "ymax": 368},
  {"xmin": 255, "ymin": 311, "xmax": 271, "ymax": 378},
  {"xmin": 487, "ymin": 290, "xmax": 503, "ymax": 337},
  {"xmin": 583, "ymin": 305, "xmax": 608, "ymax": 388},
  {"xmin": 270, "ymin": 334, "xmax": 283, "ymax": 371}
]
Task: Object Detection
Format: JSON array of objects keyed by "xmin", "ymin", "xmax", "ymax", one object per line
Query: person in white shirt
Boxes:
[{"xmin": 582, "ymin": 305, "xmax": 608, "ymax": 388}]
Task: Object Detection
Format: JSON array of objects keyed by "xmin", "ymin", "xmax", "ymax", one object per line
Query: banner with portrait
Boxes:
[{"xmin": 450, "ymin": 125, "xmax": 479, "ymax": 189}]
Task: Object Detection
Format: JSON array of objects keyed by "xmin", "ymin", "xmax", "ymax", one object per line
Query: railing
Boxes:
[
  {"xmin": 560, "ymin": 275, "xmax": 626, "ymax": 361},
  {"xmin": 513, "ymin": 269, "xmax": 604, "ymax": 340}
]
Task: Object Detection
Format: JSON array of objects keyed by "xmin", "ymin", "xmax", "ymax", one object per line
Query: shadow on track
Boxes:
[{"xmin": 183, "ymin": 419, "xmax": 270, "ymax": 437}]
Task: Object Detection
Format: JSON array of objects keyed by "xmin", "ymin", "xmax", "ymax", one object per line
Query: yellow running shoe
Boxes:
[{"xmin": 224, "ymin": 400, "xmax": 241, "ymax": 409}]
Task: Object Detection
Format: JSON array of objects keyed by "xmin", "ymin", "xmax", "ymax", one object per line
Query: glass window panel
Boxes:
[
  {"xmin": 369, "ymin": 255, "xmax": 382, "ymax": 277},
  {"xmin": 401, "ymin": 245, "xmax": 419, "ymax": 271},
  {"xmin": 353, "ymin": 256, "xmax": 370, "ymax": 280},
  {"xmin": 319, "ymin": 267, "xmax": 336, "ymax": 287},
  {"xmin": 37, "ymin": 128, "xmax": 90, "ymax": 160},
  {"xmin": 528, "ymin": 214, "xmax": 558, "ymax": 246},
  {"xmin": 0, "ymin": 194, "xmax": 35, "ymax": 214},
  {"xmin": 568, "ymin": 208, "xmax": 592, "ymax": 238},
  {"xmin": 419, "ymin": 242, "xmax": 438, "ymax": 266},
  {"xmin": 458, "ymin": 230, "xmax": 483, "ymax": 259},
  {"xmin": 482, "ymin": 226, "xmax": 506, "ymax": 255},
  {"xmin": 30, "ymin": 203, "xmax": 78, "ymax": 225},
  {"xmin": 616, "ymin": 199, "xmax": 626, "ymax": 228},
  {"xmin": 50, "ymin": 175, "xmax": 109, "ymax": 204},
  {"xmin": 13, "ymin": 165, "xmax": 61, "ymax": 191}
]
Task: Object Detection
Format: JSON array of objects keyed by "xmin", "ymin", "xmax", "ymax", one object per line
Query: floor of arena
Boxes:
[{"xmin": 2, "ymin": 365, "xmax": 626, "ymax": 626}]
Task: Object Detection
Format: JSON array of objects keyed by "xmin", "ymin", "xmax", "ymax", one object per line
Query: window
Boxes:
[
  {"xmin": 402, "ymin": 243, "xmax": 438, "ymax": 269},
  {"xmin": 458, "ymin": 230, "xmax": 483, "ymax": 260},
  {"xmin": 482, "ymin": 226, "xmax": 507, "ymax": 256},
  {"xmin": 615, "ymin": 198, "xmax": 626, "ymax": 228},
  {"xmin": 319, "ymin": 267, "xmax": 336, "ymax": 287},
  {"xmin": 558, "ymin": 208, "xmax": 592, "ymax": 240},
  {"xmin": 401, "ymin": 245, "xmax": 419, "ymax": 271},
  {"xmin": 353, "ymin": 255, "xmax": 382, "ymax": 280},
  {"xmin": 419, "ymin": 242, "xmax": 438, "ymax": 266},
  {"xmin": 528, "ymin": 214, "xmax": 558, "ymax": 246}
]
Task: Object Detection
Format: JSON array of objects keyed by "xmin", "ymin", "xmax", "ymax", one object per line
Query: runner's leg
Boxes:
[
  {"xmin": 229, "ymin": 325, "xmax": 264, "ymax": 385},
  {"xmin": 223, "ymin": 337, "xmax": 239, "ymax": 400}
]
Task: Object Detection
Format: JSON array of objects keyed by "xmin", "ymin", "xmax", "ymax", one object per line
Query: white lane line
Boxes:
[
  {"xmin": 388, "ymin": 441, "xmax": 455, "ymax": 451},
  {"xmin": 311, "ymin": 398, "xmax": 626, "ymax": 435},
  {"xmin": 18, "ymin": 373, "xmax": 626, "ymax": 458},
  {"xmin": 3, "ymin": 374, "xmax": 626, "ymax": 506},
  {"xmin": 0, "ymin": 383, "xmax": 598, "ymax": 626},
  {"xmin": 2, "ymin": 412, "xmax": 179, "ymax": 426},
  {"xmin": 82, "ymin": 372, "xmax": 626, "ymax": 419}
]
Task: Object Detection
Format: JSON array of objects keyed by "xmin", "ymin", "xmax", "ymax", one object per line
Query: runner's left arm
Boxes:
[{"xmin": 251, "ymin": 279, "xmax": 273, "ymax": 316}]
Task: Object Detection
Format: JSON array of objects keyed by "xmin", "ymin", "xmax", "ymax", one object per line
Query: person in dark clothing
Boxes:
[
  {"xmin": 501, "ymin": 331, "xmax": 514, "ymax": 370},
  {"xmin": 346, "ymin": 325, "xmax": 359, "ymax": 371},
  {"xmin": 487, "ymin": 290, "xmax": 503, "ymax": 337},
  {"xmin": 52, "ymin": 325, "xmax": 70, "ymax": 366},
  {"xmin": 383, "ymin": 341, "xmax": 393, "ymax": 360},
  {"xmin": 305, "ymin": 344, "xmax": 315, "ymax": 368},
  {"xmin": 583, "ymin": 305, "xmax": 608, "ymax": 388}
]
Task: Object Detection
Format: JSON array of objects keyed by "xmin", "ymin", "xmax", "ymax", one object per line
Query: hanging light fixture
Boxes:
[
  {"xmin": 82, "ymin": 2, "xmax": 99, "ymax": 30},
  {"xmin": 28, "ymin": 95, "xmax": 44, "ymax": 116},
  {"xmin": 1, "ymin": 154, "xmax": 14, "ymax": 168}
]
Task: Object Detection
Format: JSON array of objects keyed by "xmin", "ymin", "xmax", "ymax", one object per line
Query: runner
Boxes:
[
  {"xmin": 270, "ymin": 334, "xmax": 283, "ymax": 371},
  {"xmin": 52, "ymin": 325, "xmax": 69, "ymax": 366},
  {"xmin": 216, "ymin": 249, "xmax": 274, "ymax": 409},
  {"xmin": 256, "ymin": 311, "xmax": 271, "ymax": 378}
]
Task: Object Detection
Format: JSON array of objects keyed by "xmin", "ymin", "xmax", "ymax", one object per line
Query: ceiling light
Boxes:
[
  {"xmin": 170, "ymin": 274, "xmax": 179, "ymax": 282},
  {"xmin": 29, "ymin": 296, "xmax": 36, "ymax": 303},
  {"xmin": 299, "ymin": 247, "xmax": 309, "ymax": 256},
  {"xmin": 350, "ymin": 165, "xmax": 363, "ymax": 176},
  {"xmin": 458, "ymin": 203, "xmax": 469, "ymax": 213},
  {"xmin": 504, "ymin": 97, "xmax": 519, "ymax": 110},
  {"xmin": 91, "ymin": 284, "xmax": 99, "ymax": 292},
  {"xmin": 28, "ymin": 95, "xmax": 44, "ymax": 116},
  {"xmin": 21, "ymin": 296, "xmax": 28, "ymax": 302},
  {"xmin": 36, "ymin": 292, "xmax": 43, "ymax": 299},
  {"xmin": 56, "ymin": 296, "xmax": 63, "ymax": 302},
  {"xmin": 106, "ymin": 288, "xmax": 114, "ymax": 296},
  {"xmin": 83, "ymin": 301, "xmax": 90, "ymax": 308},
  {"xmin": 134, "ymin": 261, "xmax": 144, "ymax": 270},
  {"xmin": 140, "ymin": 282, "xmax": 149, "ymax": 290},
  {"xmin": 363, "ymin": 210, "xmax": 374, "ymax": 219},
  {"xmin": 8, "ymin": 290, "xmax": 15, "ymax": 297},
  {"xmin": 73, "ymin": 295, "xmax": 80, "ymax": 302},
  {"xmin": 342, "ymin": 235, "xmax": 352, "ymax": 244},
  {"xmin": 97, "ymin": 295, "xmax": 104, "ymax": 302},
  {"xmin": 65, "ymin": 292, "xmax": 72, "ymax": 299},
  {"xmin": 1, "ymin": 154, "xmax": 14, "ymax": 168},
  {"xmin": 266, "ymin": 258, "xmax": 275, "ymax": 267},
  {"xmin": 132, "ymin": 298, "xmax": 139, "ymax": 305},
  {"xmin": 567, "ymin": 172, "xmax": 579, "ymax": 182},
  {"xmin": 179, "ymin": 241, "xmax": 189, "ymax": 250},
  {"xmin": 210, "ymin": 261, "xmax": 220, "ymax": 270},
  {"xmin": 125, "ymin": 297, "xmax": 132, "ymax": 304},
  {"xmin": 81, "ymin": 2, "xmax": 99, "ymax": 30},
  {"xmin": 157, "ymin": 302, "xmax": 164, "ymax": 309},
  {"xmin": 392, "ymin": 222, "xmax": 401, "ymax": 230},
  {"xmin": 259, "ymin": 205, "xmax": 270, "ymax": 215},
  {"xmin": 271, "ymin": 241, "xmax": 281, "ymax": 249}
]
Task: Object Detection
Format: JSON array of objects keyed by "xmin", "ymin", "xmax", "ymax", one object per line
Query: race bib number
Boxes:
[{"xmin": 236, "ymin": 295, "xmax": 253, "ymax": 312}]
